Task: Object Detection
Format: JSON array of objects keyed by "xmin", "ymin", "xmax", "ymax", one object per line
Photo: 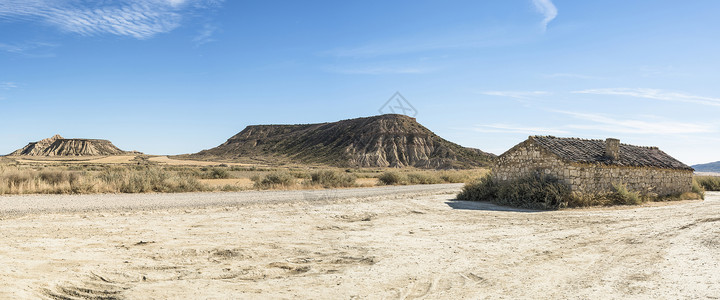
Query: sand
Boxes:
[{"xmin": 0, "ymin": 185, "xmax": 718, "ymax": 299}]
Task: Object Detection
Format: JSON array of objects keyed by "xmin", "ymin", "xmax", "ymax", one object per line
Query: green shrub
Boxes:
[
  {"xmin": 457, "ymin": 172, "xmax": 572, "ymax": 210},
  {"xmin": 99, "ymin": 167, "xmax": 206, "ymax": 193},
  {"xmin": 378, "ymin": 172, "xmax": 407, "ymax": 185},
  {"xmin": 609, "ymin": 183, "xmax": 643, "ymax": 205},
  {"xmin": 252, "ymin": 172, "xmax": 296, "ymax": 189},
  {"xmin": 39, "ymin": 171, "xmax": 68, "ymax": 184},
  {"xmin": 207, "ymin": 168, "xmax": 231, "ymax": 179},
  {"xmin": 308, "ymin": 170, "xmax": 357, "ymax": 188},
  {"xmin": 406, "ymin": 172, "xmax": 443, "ymax": 184},
  {"xmin": 220, "ymin": 184, "xmax": 245, "ymax": 192},
  {"xmin": 695, "ymin": 176, "xmax": 720, "ymax": 191},
  {"xmin": 456, "ymin": 174, "xmax": 497, "ymax": 201},
  {"xmin": 495, "ymin": 172, "xmax": 572, "ymax": 209},
  {"xmin": 290, "ymin": 171, "xmax": 311, "ymax": 179},
  {"xmin": 5, "ymin": 172, "xmax": 32, "ymax": 186},
  {"xmin": 692, "ymin": 178, "xmax": 706, "ymax": 199},
  {"xmin": 439, "ymin": 172, "xmax": 470, "ymax": 183}
]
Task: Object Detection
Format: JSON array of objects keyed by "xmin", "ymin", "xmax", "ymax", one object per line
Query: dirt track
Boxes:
[{"xmin": 0, "ymin": 185, "xmax": 718, "ymax": 299}]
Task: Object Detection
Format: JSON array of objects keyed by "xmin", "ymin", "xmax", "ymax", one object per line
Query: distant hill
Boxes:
[
  {"xmin": 8, "ymin": 134, "xmax": 129, "ymax": 156},
  {"xmin": 692, "ymin": 161, "xmax": 720, "ymax": 173},
  {"xmin": 180, "ymin": 114, "xmax": 495, "ymax": 169}
]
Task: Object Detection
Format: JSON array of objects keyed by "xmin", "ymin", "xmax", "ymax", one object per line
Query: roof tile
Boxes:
[{"xmin": 529, "ymin": 136, "xmax": 692, "ymax": 170}]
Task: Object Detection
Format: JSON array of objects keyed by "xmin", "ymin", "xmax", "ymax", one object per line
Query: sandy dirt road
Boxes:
[{"xmin": 0, "ymin": 185, "xmax": 718, "ymax": 299}]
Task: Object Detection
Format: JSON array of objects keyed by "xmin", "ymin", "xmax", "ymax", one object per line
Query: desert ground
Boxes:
[{"xmin": 0, "ymin": 184, "xmax": 718, "ymax": 299}]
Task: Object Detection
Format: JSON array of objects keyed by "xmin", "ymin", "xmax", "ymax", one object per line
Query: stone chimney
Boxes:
[{"xmin": 605, "ymin": 138, "xmax": 620, "ymax": 160}]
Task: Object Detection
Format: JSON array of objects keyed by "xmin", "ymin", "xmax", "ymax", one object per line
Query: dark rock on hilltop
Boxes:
[
  {"xmin": 9, "ymin": 134, "xmax": 129, "ymax": 156},
  {"xmin": 180, "ymin": 114, "xmax": 494, "ymax": 169}
]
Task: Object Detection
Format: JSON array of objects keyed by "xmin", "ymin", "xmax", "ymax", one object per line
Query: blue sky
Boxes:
[{"xmin": 1, "ymin": 0, "xmax": 719, "ymax": 165}]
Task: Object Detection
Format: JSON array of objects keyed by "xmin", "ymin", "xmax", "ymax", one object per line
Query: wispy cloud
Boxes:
[
  {"xmin": 480, "ymin": 90, "xmax": 549, "ymax": 99},
  {"xmin": 0, "ymin": 82, "xmax": 17, "ymax": 90},
  {"xmin": 193, "ymin": 23, "xmax": 218, "ymax": 46},
  {"xmin": 324, "ymin": 28, "xmax": 523, "ymax": 58},
  {"xmin": 326, "ymin": 65, "xmax": 434, "ymax": 75},
  {"xmin": 531, "ymin": 0, "xmax": 557, "ymax": 31},
  {"xmin": 573, "ymin": 88, "xmax": 720, "ymax": 107},
  {"xmin": 0, "ymin": 0, "xmax": 223, "ymax": 39},
  {"xmin": 555, "ymin": 110, "xmax": 715, "ymax": 134},
  {"xmin": 542, "ymin": 73, "xmax": 602, "ymax": 80},
  {"xmin": 471, "ymin": 123, "xmax": 568, "ymax": 135},
  {"xmin": 0, "ymin": 82, "xmax": 16, "ymax": 101},
  {"xmin": 0, "ymin": 41, "xmax": 58, "ymax": 57}
]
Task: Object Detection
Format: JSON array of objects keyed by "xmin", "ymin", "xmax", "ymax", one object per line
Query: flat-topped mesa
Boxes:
[
  {"xmin": 8, "ymin": 135, "xmax": 128, "ymax": 156},
  {"xmin": 184, "ymin": 114, "xmax": 495, "ymax": 169}
]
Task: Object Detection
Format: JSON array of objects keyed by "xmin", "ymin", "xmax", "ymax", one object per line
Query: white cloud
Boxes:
[
  {"xmin": 0, "ymin": 82, "xmax": 17, "ymax": 90},
  {"xmin": 555, "ymin": 110, "xmax": 715, "ymax": 134},
  {"xmin": 0, "ymin": 41, "xmax": 58, "ymax": 57},
  {"xmin": 532, "ymin": 0, "xmax": 557, "ymax": 31},
  {"xmin": 0, "ymin": 0, "xmax": 223, "ymax": 39},
  {"xmin": 542, "ymin": 73, "xmax": 602, "ymax": 80},
  {"xmin": 327, "ymin": 66, "xmax": 433, "ymax": 75},
  {"xmin": 573, "ymin": 88, "xmax": 720, "ymax": 107},
  {"xmin": 324, "ymin": 28, "xmax": 520, "ymax": 58},
  {"xmin": 193, "ymin": 24, "xmax": 218, "ymax": 46},
  {"xmin": 471, "ymin": 123, "xmax": 568, "ymax": 135},
  {"xmin": 480, "ymin": 90, "xmax": 549, "ymax": 99}
]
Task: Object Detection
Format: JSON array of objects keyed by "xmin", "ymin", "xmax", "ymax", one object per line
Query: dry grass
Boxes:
[
  {"xmin": 0, "ymin": 160, "xmax": 488, "ymax": 195},
  {"xmin": 695, "ymin": 176, "xmax": 720, "ymax": 191},
  {"xmin": 0, "ymin": 165, "xmax": 209, "ymax": 194},
  {"xmin": 458, "ymin": 173, "xmax": 704, "ymax": 209},
  {"xmin": 378, "ymin": 169, "xmax": 488, "ymax": 185}
]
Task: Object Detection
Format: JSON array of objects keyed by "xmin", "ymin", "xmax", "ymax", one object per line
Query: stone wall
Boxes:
[{"xmin": 494, "ymin": 140, "xmax": 693, "ymax": 196}]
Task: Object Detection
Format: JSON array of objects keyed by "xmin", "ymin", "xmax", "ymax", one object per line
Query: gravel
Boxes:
[{"xmin": 0, "ymin": 183, "xmax": 464, "ymax": 216}]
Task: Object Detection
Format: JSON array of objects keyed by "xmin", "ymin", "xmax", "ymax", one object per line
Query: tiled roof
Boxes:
[{"xmin": 529, "ymin": 136, "xmax": 693, "ymax": 170}]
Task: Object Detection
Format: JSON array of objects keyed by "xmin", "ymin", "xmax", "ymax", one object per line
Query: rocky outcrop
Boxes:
[
  {"xmin": 9, "ymin": 135, "xmax": 128, "ymax": 156},
  {"xmin": 182, "ymin": 114, "xmax": 494, "ymax": 169}
]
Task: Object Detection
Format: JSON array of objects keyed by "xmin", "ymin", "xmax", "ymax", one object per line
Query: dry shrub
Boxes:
[
  {"xmin": 99, "ymin": 167, "xmax": 206, "ymax": 193},
  {"xmin": 456, "ymin": 174, "xmax": 497, "ymax": 201},
  {"xmin": 457, "ymin": 172, "xmax": 572, "ymax": 210},
  {"xmin": 307, "ymin": 170, "xmax": 357, "ymax": 188},
  {"xmin": 220, "ymin": 184, "xmax": 245, "ymax": 192},
  {"xmin": 695, "ymin": 176, "xmax": 720, "ymax": 191},
  {"xmin": 609, "ymin": 183, "xmax": 642, "ymax": 205},
  {"xmin": 251, "ymin": 171, "xmax": 296, "ymax": 189},
  {"xmin": 379, "ymin": 169, "xmax": 487, "ymax": 185},
  {"xmin": 200, "ymin": 168, "xmax": 231, "ymax": 179},
  {"xmin": 406, "ymin": 173, "xmax": 443, "ymax": 184},
  {"xmin": 439, "ymin": 172, "xmax": 469, "ymax": 183},
  {"xmin": 378, "ymin": 172, "xmax": 406, "ymax": 185},
  {"xmin": 692, "ymin": 179, "xmax": 706, "ymax": 199},
  {"xmin": 458, "ymin": 172, "xmax": 703, "ymax": 209}
]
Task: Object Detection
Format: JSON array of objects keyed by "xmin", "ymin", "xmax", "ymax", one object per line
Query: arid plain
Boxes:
[{"xmin": 0, "ymin": 184, "xmax": 718, "ymax": 299}]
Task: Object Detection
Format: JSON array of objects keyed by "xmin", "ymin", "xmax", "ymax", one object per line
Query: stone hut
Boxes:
[{"xmin": 494, "ymin": 136, "xmax": 694, "ymax": 196}]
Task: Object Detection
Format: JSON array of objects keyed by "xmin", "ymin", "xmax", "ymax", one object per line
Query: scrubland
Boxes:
[{"xmin": 0, "ymin": 157, "xmax": 487, "ymax": 195}]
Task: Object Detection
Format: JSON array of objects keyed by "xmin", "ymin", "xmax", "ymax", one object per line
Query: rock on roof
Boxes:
[{"xmin": 527, "ymin": 136, "xmax": 692, "ymax": 170}]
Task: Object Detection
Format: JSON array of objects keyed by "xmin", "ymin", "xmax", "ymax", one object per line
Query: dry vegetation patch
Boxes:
[
  {"xmin": 0, "ymin": 159, "xmax": 487, "ymax": 195},
  {"xmin": 458, "ymin": 172, "xmax": 705, "ymax": 209},
  {"xmin": 696, "ymin": 176, "xmax": 720, "ymax": 191}
]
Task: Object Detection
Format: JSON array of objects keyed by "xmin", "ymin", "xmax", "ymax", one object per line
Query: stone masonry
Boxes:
[{"xmin": 494, "ymin": 137, "xmax": 694, "ymax": 196}]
